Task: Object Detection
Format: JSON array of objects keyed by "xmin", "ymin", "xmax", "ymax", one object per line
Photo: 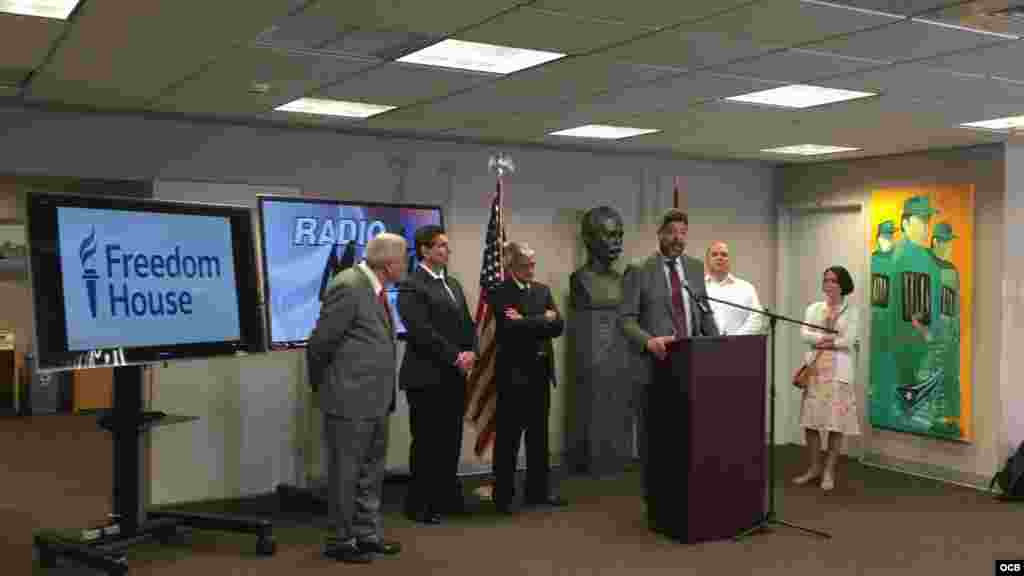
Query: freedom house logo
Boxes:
[{"xmin": 78, "ymin": 227, "xmax": 224, "ymax": 319}]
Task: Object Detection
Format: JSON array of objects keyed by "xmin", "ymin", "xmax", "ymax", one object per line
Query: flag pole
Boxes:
[{"xmin": 469, "ymin": 153, "xmax": 515, "ymax": 501}]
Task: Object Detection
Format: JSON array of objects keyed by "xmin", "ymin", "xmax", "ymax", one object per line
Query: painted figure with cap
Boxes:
[{"xmin": 930, "ymin": 221, "xmax": 961, "ymax": 436}]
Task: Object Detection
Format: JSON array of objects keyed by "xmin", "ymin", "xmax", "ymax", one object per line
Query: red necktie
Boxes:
[
  {"xmin": 378, "ymin": 290, "xmax": 393, "ymax": 333},
  {"xmin": 665, "ymin": 259, "xmax": 688, "ymax": 337}
]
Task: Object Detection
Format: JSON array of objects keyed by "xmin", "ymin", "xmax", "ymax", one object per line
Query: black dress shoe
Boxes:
[
  {"xmin": 324, "ymin": 541, "xmax": 373, "ymax": 564},
  {"xmin": 524, "ymin": 496, "xmax": 568, "ymax": 508},
  {"xmin": 409, "ymin": 510, "xmax": 442, "ymax": 525},
  {"xmin": 447, "ymin": 497, "xmax": 467, "ymax": 514},
  {"xmin": 357, "ymin": 539, "xmax": 401, "ymax": 555}
]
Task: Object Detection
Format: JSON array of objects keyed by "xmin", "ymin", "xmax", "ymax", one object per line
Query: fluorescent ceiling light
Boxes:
[
  {"xmin": 725, "ymin": 84, "xmax": 876, "ymax": 109},
  {"xmin": 0, "ymin": 0, "xmax": 80, "ymax": 19},
  {"xmin": 274, "ymin": 98, "xmax": 396, "ymax": 118},
  {"xmin": 397, "ymin": 39, "xmax": 564, "ymax": 74},
  {"xmin": 549, "ymin": 124, "xmax": 660, "ymax": 140},
  {"xmin": 762, "ymin": 144, "xmax": 860, "ymax": 156},
  {"xmin": 960, "ymin": 114, "xmax": 1024, "ymax": 131}
]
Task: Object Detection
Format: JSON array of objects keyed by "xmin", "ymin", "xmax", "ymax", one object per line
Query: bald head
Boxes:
[{"xmin": 706, "ymin": 241, "xmax": 731, "ymax": 279}]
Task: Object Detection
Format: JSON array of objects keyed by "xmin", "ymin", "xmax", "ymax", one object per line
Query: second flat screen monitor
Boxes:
[{"xmin": 258, "ymin": 196, "xmax": 444, "ymax": 348}]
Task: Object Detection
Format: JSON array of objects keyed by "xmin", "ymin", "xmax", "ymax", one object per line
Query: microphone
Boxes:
[{"xmin": 683, "ymin": 283, "xmax": 712, "ymax": 315}]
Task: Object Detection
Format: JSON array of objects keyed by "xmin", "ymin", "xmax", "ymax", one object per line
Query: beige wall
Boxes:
[
  {"xmin": 776, "ymin": 144, "xmax": 1004, "ymax": 484},
  {"xmin": 0, "ymin": 104, "xmax": 776, "ymax": 504}
]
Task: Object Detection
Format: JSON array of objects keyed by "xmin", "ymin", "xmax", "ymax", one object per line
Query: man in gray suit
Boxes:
[
  {"xmin": 308, "ymin": 232, "xmax": 407, "ymax": 564},
  {"xmin": 620, "ymin": 208, "xmax": 719, "ymax": 499}
]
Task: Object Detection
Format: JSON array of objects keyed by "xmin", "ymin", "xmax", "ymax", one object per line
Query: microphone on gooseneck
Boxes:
[{"xmin": 683, "ymin": 283, "xmax": 712, "ymax": 315}]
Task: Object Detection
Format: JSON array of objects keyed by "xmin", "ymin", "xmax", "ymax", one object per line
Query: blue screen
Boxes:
[
  {"xmin": 259, "ymin": 198, "xmax": 443, "ymax": 346},
  {"xmin": 57, "ymin": 206, "xmax": 241, "ymax": 351}
]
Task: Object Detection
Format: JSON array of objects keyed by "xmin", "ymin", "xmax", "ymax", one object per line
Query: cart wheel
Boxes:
[
  {"xmin": 256, "ymin": 535, "xmax": 276, "ymax": 556},
  {"xmin": 36, "ymin": 546, "xmax": 57, "ymax": 569}
]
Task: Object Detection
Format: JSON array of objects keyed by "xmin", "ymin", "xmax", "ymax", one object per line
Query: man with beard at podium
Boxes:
[{"xmin": 620, "ymin": 209, "xmax": 718, "ymax": 500}]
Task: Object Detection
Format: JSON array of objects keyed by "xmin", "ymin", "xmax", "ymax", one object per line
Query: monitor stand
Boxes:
[{"xmin": 33, "ymin": 364, "xmax": 275, "ymax": 575}]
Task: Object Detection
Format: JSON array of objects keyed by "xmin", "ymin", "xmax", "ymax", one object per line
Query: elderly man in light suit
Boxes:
[
  {"xmin": 308, "ymin": 232, "xmax": 407, "ymax": 564},
  {"xmin": 620, "ymin": 208, "xmax": 719, "ymax": 500}
]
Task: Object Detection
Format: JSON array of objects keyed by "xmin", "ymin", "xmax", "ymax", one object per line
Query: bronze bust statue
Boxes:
[{"xmin": 571, "ymin": 206, "xmax": 625, "ymax": 308}]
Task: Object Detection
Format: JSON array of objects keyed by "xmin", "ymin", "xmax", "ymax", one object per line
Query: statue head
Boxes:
[{"xmin": 581, "ymin": 206, "xmax": 624, "ymax": 270}]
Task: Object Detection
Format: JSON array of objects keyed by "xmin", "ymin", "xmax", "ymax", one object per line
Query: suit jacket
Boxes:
[
  {"xmin": 620, "ymin": 252, "xmax": 719, "ymax": 398},
  {"xmin": 492, "ymin": 278, "xmax": 564, "ymax": 388},
  {"xmin": 396, "ymin": 266, "xmax": 478, "ymax": 391},
  {"xmin": 307, "ymin": 265, "xmax": 397, "ymax": 419}
]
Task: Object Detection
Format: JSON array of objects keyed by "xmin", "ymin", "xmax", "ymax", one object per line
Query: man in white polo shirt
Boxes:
[{"xmin": 704, "ymin": 241, "xmax": 764, "ymax": 336}]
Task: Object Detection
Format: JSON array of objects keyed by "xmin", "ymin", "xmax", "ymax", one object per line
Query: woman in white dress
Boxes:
[{"xmin": 793, "ymin": 266, "xmax": 860, "ymax": 492}]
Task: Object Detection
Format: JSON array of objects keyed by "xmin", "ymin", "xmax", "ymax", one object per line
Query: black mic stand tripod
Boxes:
[{"xmin": 693, "ymin": 290, "xmax": 837, "ymax": 541}]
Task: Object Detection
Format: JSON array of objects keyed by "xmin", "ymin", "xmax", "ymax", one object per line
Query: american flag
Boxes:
[{"xmin": 464, "ymin": 177, "xmax": 506, "ymax": 458}]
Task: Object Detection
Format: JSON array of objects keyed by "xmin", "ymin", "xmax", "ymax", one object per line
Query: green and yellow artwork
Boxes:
[{"xmin": 868, "ymin": 186, "xmax": 974, "ymax": 442}]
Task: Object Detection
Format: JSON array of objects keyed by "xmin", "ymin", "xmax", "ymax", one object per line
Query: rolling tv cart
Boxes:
[{"xmin": 33, "ymin": 364, "xmax": 275, "ymax": 575}]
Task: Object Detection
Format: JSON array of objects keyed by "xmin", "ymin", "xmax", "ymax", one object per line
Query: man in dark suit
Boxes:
[
  {"xmin": 397, "ymin": 225, "xmax": 477, "ymax": 524},
  {"xmin": 307, "ymin": 232, "xmax": 407, "ymax": 564},
  {"xmin": 620, "ymin": 209, "xmax": 719, "ymax": 499},
  {"xmin": 492, "ymin": 241, "xmax": 566, "ymax": 513}
]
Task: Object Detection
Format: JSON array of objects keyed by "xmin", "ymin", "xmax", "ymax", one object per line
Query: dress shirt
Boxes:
[
  {"xmin": 660, "ymin": 255, "xmax": 693, "ymax": 338},
  {"xmin": 704, "ymin": 273, "xmax": 763, "ymax": 336},
  {"xmin": 419, "ymin": 262, "xmax": 456, "ymax": 302}
]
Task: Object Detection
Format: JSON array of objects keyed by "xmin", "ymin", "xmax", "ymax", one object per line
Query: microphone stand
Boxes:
[{"xmin": 692, "ymin": 289, "xmax": 836, "ymax": 541}]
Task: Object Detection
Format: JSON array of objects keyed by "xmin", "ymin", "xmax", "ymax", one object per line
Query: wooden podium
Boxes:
[{"xmin": 646, "ymin": 335, "xmax": 767, "ymax": 544}]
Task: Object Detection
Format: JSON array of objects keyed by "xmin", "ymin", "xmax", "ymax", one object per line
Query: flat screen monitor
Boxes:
[
  {"xmin": 27, "ymin": 192, "xmax": 264, "ymax": 371},
  {"xmin": 258, "ymin": 196, "xmax": 444, "ymax": 349}
]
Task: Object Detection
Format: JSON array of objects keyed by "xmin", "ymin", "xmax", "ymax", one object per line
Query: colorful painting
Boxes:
[{"xmin": 868, "ymin": 185, "xmax": 974, "ymax": 442}]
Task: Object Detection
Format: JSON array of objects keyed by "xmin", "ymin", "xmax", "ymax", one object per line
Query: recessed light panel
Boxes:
[
  {"xmin": 761, "ymin": 144, "xmax": 861, "ymax": 155},
  {"xmin": 549, "ymin": 124, "xmax": 660, "ymax": 139},
  {"xmin": 725, "ymin": 84, "xmax": 877, "ymax": 109},
  {"xmin": 960, "ymin": 114, "xmax": 1024, "ymax": 131},
  {"xmin": 397, "ymin": 39, "xmax": 564, "ymax": 74},
  {"xmin": 0, "ymin": 0, "xmax": 80, "ymax": 19},
  {"xmin": 274, "ymin": 98, "xmax": 396, "ymax": 118}
]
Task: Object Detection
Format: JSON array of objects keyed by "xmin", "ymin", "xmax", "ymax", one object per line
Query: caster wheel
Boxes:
[
  {"xmin": 37, "ymin": 547, "xmax": 57, "ymax": 569},
  {"xmin": 256, "ymin": 536, "xmax": 276, "ymax": 556}
]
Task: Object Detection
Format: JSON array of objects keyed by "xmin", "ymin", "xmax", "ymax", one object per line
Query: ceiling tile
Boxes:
[
  {"xmin": 533, "ymin": 0, "xmax": 754, "ymax": 28},
  {"xmin": 601, "ymin": 26, "xmax": 782, "ymax": 71},
  {"xmin": 364, "ymin": 104, "xmax": 469, "ymax": 132},
  {"xmin": 457, "ymin": 7, "xmax": 653, "ymax": 55},
  {"xmin": 576, "ymin": 72, "xmax": 786, "ymax": 116},
  {"xmin": 808, "ymin": 18, "xmax": 1006, "ymax": 62},
  {"xmin": 0, "ymin": 13, "xmax": 65, "ymax": 70},
  {"xmin": 917, "ymin": 39, "xmax": 1024, "ymax": 81},
  {"xmin": 717, "ymin": 47, "xmax": 886, "ymax": 82},
  {"xmin": 251, "ymin": 7, "xmax": 353, "ymax": 49},
  {"xmin": 25, "ymin": 0, "xmax": 299, "ymax": 108},
  {"xmin": 822, "ymin": 1, "xmax": 970, "ymax": 16},
  {"xmin": 687, "ymin": 0, "xmax": 902, "ymax": 47},
  {"xmin": 318, "ymin": 62, "xmax": 497, "ymax": 107},
  {"xmin": 152, "ymin": 46, "xmax": 378, "ymax": 115},
  {"xmin": 824, "ymin": 61, "xmax": 1024, "ymax": 104},
  {"xmin": 320, "ymin": 28, "xmax": 440, "ymax": 60},
  {"xmin": 437, "ymin": 55, "xmax": 676, "ymax": 115},
  {"xmin": 444, "ymin": 113, "xmax": 576, "ymax": 141},
  {"xmin": 299, "ymin": 0, "xmax": 526, "ymax": 36}
]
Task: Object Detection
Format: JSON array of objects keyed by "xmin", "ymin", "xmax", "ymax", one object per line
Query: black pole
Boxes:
[{"xmin": 692, "ymin": 294, "xmax": 833, "ymax": 541}]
